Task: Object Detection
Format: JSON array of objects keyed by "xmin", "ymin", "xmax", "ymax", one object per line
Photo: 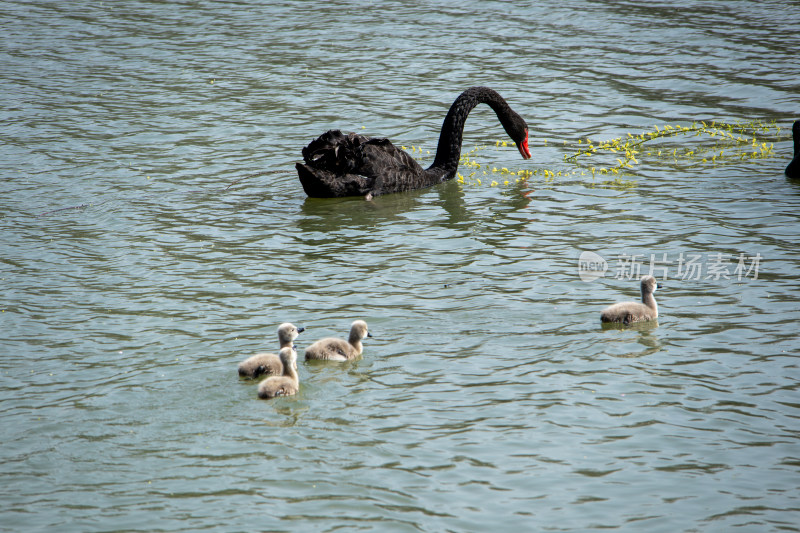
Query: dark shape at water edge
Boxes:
[
  {"xmin": 296, "ymin": 87, "xmax": 531, "ymax": 199},
  {"xmin": 786, "ymin": 120, "xmax": 800, "ymax": 180}
]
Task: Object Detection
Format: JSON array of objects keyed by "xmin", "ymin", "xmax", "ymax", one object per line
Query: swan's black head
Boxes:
[{"xmin": 503, "ymin": 112, "xmax": 531, "ymax": 160}]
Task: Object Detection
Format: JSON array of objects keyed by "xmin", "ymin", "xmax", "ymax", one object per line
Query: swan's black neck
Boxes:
[{"xmin": 426, "ymin": 87, "xmax": 520, "ymax": 180}]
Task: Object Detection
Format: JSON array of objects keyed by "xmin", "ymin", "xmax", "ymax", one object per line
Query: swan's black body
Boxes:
[
  {"xmin": 786, "ymin": 120, "xmax": 799, "ymax": 179},
  {"xmin": 296, "ymin": 87, "xmax": 531, "ymax": 198}
]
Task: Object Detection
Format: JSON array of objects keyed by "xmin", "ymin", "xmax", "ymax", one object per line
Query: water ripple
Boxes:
[{"xmin": 2, "ymin": 0, "xmax": 800, "ymax": 531}]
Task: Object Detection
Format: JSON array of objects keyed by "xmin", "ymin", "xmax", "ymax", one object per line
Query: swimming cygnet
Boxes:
[
  {"xmin": 786, "ymin": 120, "xmax": 799, "ymax": 179},
  {"xmin": 304, "ymin": 320, "xmax": 371, "ymax": 361},
  {"xmin": 237, "ymin": 322, "xmax": 304, "ymax": 379},
  {"xmin": 600, "ymin": 275, "xmax": 662, "ymax": 325},
  {"xmin": 257, "ymin": 347, "xmax": 299, "ymax": 399}
]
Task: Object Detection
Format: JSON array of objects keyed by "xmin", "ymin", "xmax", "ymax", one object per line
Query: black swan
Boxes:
[
  {"xmin": 296, "ymin": 87, "xmax": 531, "ymax": 199},
  {"xmin": 786, "ymin": 120, "xmax": 799, "ymax": 179}
]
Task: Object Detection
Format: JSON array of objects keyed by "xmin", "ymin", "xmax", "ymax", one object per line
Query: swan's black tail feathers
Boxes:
[
  {"xmin": 302, "ymin": 130, "xmax": 350, "ymax": 170},
  {"xmin": 301, "ymin": 130, "xmax": 385, "ymax": 173},
  {"xmin": 298, "ymin": 129, "xmax": 425, "ymax": 198},
  {"xmin": 298, "ymin": 130, "xmax": 375, "ymax": 197},
  {"xmin": 296, "ymin": 162, "xmax": 373, "ymax": 198}
]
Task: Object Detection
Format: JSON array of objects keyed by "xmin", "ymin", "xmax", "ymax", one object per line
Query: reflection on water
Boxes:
[
  {"xmin": 2, "ymin": 0, "xmax": 800, "ymax": 531},
  {"xmin": 601, "ymin": 322, "xmax": 663, "ymax": 358}
]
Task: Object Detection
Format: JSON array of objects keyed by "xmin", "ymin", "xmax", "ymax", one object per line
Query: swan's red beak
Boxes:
[{"xmin": 518, "ymin": 130, "xmax": 531, "ymax": 159}]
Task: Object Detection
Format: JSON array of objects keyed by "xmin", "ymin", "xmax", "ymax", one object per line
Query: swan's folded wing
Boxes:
[{"xmin": 357, "ymin": 139, "xmax": 425, "ymax": 193}]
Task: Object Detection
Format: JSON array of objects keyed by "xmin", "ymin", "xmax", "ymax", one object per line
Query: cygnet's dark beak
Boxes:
[
  {"xmin": 657, "ymin": 283, "xmax": 663, "ymax": 289},
  {"xmin": 297, "ymin": 327, "xmax": 305, "ymax": 333},
  {"xmin": 292, "ymin": 345, "xmax": 297, "ymax": 351},
  {"xmin": 367, "ymin": 332, "xmax": 373, "ymax": 338}
]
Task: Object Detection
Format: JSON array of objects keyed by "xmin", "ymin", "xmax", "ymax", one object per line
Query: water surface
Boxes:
[{"xmin": 2, "ymin": 1, "xmax": 799, "ymax": 531}]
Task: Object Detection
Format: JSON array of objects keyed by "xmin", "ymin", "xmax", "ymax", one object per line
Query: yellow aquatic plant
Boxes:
[{"xmin": 402, "ymin": 119, "xmax": 788, "ymax": 188}]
